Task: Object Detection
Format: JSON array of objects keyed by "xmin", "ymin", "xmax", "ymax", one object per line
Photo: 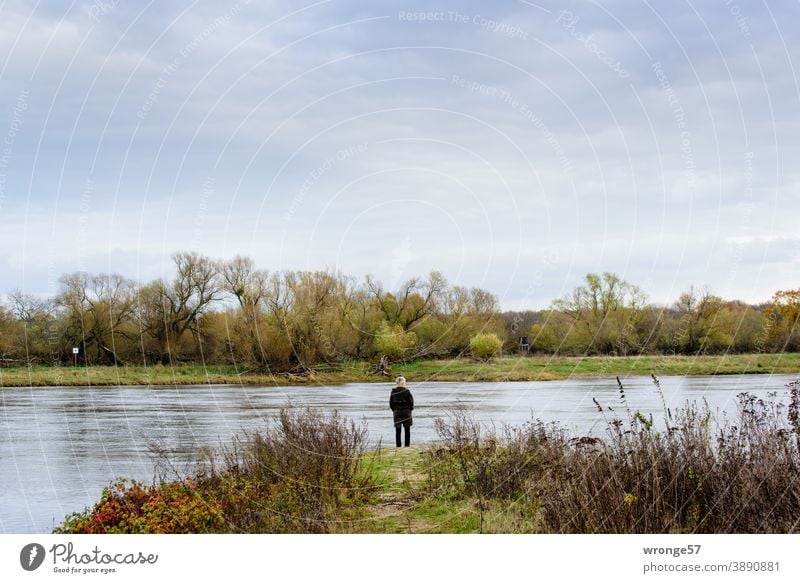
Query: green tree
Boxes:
[
  {"xmin": 0, "ymin": 302, "xmax": 21, "ymax": 362},
  {"xmin": 375, "ymin": 321, "xmax": 417, "ymax": 360},
  {"xmin": 674, "ymin": 286, "xmax": 734, "ymax": 354},
  {"xmin": 6, "ymin": 291, "xmax": 55, "ymax": 363},
  {"xmin": 552, "ymin": 272, "xmax": 647, "ymax": 354},
  {"xmin": 761, "ymin": 290, "xmax": 800, "ymax": 352}
]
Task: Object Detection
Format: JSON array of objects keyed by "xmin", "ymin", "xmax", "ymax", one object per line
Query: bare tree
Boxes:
[
  {"xmin": 139, "ymin": 252, "xmax": 222, "ymax": 363},
  {"xmin": 221, "ymin": 255, "xmax": 269, "ymax": 310},
  {"xmin": 366, "ymin": 271, "xmax": 447, "ymax": 330},
  {"xmin": 55, "ymin": 272, "xmax": 138, "ymax": 365},
  {"xmin": 220, "ymin": 255, "xmax": 271, "ymax": 367},
  {"xmin": 8, "ymin": 290, "xmax": 54, "ymax": 325},
  {"xmin": 283, "ymin": 270, "xmax": 347, "ymax": 368}
]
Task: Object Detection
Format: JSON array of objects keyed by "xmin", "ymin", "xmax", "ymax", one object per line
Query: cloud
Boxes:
[{"xmin": 0, "ymin": 0, "xmax": 798, "ymax": 308}]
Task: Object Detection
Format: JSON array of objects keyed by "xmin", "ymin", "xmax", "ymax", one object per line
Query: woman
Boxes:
[{"xmin": 389, "ymin": 376, "xmax": 414, "ymax": 447}]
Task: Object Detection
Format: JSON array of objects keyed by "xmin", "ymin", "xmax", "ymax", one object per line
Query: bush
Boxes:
[
  {"xmin": 55, "ymin": 479, "xmax": 225, "ymax": 534},
  {"xmin": 375, "ymin": 321, "xmax": 417, "ymax": 360},
  {"xmin": 424, "ymin": 406, "xmax": 563, "ymax": 502},
  {"xmin": 469, "ymin": 333, "xmax": 502, "ymax": 361},
  {"xmin": 56, "ymin": 407, "xmax": 375, "ymax": 534},
  {"xmin": 422, "ymin": 379, "xmax": 800, "ymax": 533}
]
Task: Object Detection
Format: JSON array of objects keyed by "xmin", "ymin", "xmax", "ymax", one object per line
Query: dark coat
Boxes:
[{"xmin": 390, "ymin": 386, "xmax": 414, "ymax": 427}]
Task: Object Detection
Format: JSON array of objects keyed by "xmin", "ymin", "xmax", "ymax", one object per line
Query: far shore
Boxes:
[{"xmin": 1, "ymin": 353, "xmax": 799, "ymax": 387}]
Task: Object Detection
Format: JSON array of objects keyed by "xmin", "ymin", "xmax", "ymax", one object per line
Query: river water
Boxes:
[{"xmin": 1, "ymin": 373, "xmax": 797, "ymax": 533}]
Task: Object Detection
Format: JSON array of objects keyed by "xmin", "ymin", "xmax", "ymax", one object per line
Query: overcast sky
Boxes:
[{"xmin": 0, "ymin": 0, "xmax": 797, "ymax": 310}]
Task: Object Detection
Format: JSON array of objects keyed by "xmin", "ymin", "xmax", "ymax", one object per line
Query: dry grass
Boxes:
[
  {"xmin": 56, "ymin": 406, "xmax": 376, "ymax": 533},
  {"xmin": 192, "ymin": 407, "xmax": 376, "ymax": 533},
  {"xmin": 422, "ymin": 378, "xmax": 800, "ymax": 533}
]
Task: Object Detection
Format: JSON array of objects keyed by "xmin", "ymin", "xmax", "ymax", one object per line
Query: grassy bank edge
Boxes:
[{"xmin": 2, "ymin": 353, "xmax": 800, "ymax": 387}]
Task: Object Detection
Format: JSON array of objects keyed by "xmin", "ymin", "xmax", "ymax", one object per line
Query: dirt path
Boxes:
[{"xmin": 365, "ymin": 447, "xmax": 435, "ymax": 533}]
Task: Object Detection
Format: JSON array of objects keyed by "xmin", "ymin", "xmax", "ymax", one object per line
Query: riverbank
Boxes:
[
  {"xmin": 54, "ymin": 387, "xmax": 800, "ymax": 534},
  {"xmin": 2, "ymin": 353, "xmax": 799, "ymax": 387},
  {"xmin": 358, "ymin": 446, "xmax": 549, "ymax": 534}
]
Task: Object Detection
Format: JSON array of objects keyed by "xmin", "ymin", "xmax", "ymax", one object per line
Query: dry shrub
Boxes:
[
  {"xmin": 424, "ymin": 406, "xmax": 569, "ymax": 501},
  {"xmin": 57, "ymin": 406, "xmax": 374, "ymax": 533},
  {"xmin": 198, "ymin": 407, "xmax": 372, "ymax": 533},
  {"xmin": 424, "ymin": 379, "xmax": 800, "ymax": 533}
]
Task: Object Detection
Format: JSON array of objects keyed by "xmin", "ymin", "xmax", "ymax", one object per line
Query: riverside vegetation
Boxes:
[
  {"xmin": 56, "ymin": 377, "xmax": 800, "ymax": 534},
  {"xmin": 3, "ymin": 353, "xmax": 800, "ymax": 387},
  {"xmin": 1, "ymin": 253, "xmax": 799, "ymax": 381}
]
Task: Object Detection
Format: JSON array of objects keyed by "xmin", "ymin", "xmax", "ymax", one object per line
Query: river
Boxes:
[{"xmin": 1, "ymin": 373, "xmax": 797, "ymax": 533}]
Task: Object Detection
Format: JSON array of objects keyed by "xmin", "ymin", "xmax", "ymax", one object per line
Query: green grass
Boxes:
[
  {"xmin": 0, "ymin": 362, "xmax": 374, "ymax": 387},
  {"xmin": 2, "ymin": 353, "xmax": 799, "ymax": 387},
  {"xmin": 396, "ymin": 353, "xmax": 800, "ymax": 381},
  {"xmin": 354, "ymin": 446, "xmax": 544, "ymax": 533}
]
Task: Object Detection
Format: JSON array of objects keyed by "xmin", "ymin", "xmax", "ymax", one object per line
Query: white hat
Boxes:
[{"xmin": 395, "ymin": 376, "xmax": 407, "ymax": 388}]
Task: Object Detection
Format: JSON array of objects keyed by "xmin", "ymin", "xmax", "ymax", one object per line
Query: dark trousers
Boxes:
[{"xmin": 395, "ymin": 424, "xmax": 410, "ymax": 447}]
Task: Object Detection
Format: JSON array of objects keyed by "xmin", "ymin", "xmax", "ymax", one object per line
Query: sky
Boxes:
[{"xmin": 0, "ymin": 0, "xmax": 798, "ymax": 310}]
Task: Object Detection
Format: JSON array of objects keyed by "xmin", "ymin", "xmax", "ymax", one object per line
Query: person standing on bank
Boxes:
[{"xmin": 390, "ymin": 376, "xmax": 414, "ymax": 447}]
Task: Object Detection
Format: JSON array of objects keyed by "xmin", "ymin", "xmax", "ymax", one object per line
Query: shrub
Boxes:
[
  {"xmin": 375, "ymin": 321, "xmax": 416, "ymax": 360},
  {"xmin": 424, "ymin": 406, "xmax": 567, "ymax": 501},
  {"xmin": 423, "ymin": 378, "xmax": 800, "ymax": 533},
  {"xmin": 469, "ymin": 333, "xmax": 502, "ymax": 361},
  {"xmin": 56, "ymin": 407, "xmax": 374, "ymax": 534},
  {"xmin": 55, "ymin": 479, "xmax": 225, "ymax": 534}
]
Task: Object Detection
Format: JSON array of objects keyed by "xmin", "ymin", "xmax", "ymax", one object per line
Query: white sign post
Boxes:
[{"xmin": 72, "ymin": 346, "xmax": 79, "ymax": 367}]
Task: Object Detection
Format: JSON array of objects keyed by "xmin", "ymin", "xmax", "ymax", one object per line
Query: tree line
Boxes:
[
  {"xmin": 507, "ymin": 273, "xmax": 799, "ymax": 356},
  {"xmin": 0, "ymin": 253, "xmax": 797, "ymax": 370}
]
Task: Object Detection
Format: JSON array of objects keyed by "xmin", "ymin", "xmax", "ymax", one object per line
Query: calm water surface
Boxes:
[{"xmin": 1, "ymin": 374, "xmax": 797, "ymax": 533}]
